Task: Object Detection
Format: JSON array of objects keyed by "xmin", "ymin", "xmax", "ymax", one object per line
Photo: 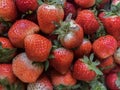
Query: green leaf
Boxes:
[
  {"xmin": 89, "ymin": 53, "xmax": 94, "ymax": 62},
  {"xmin": 37, "ymin": 0, "xmax": 44, "ymax": 5},
  {"xmin": 44, "ymin": 60, "xmax": 49, "ymax": 71},
  {"xmin": 0, "ymin": 78, "xmax": 9, "ymax": 86}
]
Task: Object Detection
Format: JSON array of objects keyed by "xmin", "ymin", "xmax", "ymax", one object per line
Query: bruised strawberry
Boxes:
[
  {"xmin": 24, "ymin": 34, "xmax": 52, "ymax": 62},
  {"xmin": 12, "ymin": 53, "xmax": 44, "ymax": 83},
  {"xmin": 93, "ymin": 35, "xmax": 117, "ymax": 59},
  {"xmin": 15, "ymin": 0, "xmax": 39, "ymax": 13},
  {"xmin": 37, "ymin": 3, "xmax": 64, "ymax": 34},
  {"xmin": 0, "ymin": 0, "xmax": 17, "ymax": 21},
  {"xmin": 50, "ymin": 47, "xmax": 74, "ymax": 74},
  {"xmin": 75, "ymin": 10, "xmax": 99, "ymax": 35},
  {"xmin": 8, "ymin": 19, "xmax": 39, "ymax": 48},
  {"xmin": 27, "ymin": 74, "xmax": 53, "ymax": 90}
]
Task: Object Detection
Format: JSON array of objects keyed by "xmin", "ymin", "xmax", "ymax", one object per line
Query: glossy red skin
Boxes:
[
  {"xmin": 24, "ymin": 34, "xmax": 52, "ymax": 62},
  {"xmin": 50, "ymin": 70, "xmax": 77, "ymax": 86},
  {"xmin": 50, "ymin": 48, "xmax": 74, "ymax": 74},
  {"xmin": 15, "ymin": 0, "xmax": 39, "ymax": 13},
  {"xmin": 73, "ymin": 59, "xmax": 96, "ymax": 82},
  {"xmin": 0, "ymin": 0, "xmax": 17, "ymax": 21},
  {"xmin": 106, "ymin": 73, "xmax": 120, "ymax": 90},
  {"xmin": 37, "ymin": 4, "xmax": 64, "ymax": 34},
  {"xmin": 74, "ymin": 0, "xmax": 95, "ymax": 8},
  {"xmin": 74, "ymin": 38, "xmax": 92, "ymax": 58},
  {"xmin": 8, "ymin": 19, "xmax": 39, "ymax": 48},
  {"xmin": 75, "ymin": 10, "xmax": 99, "ymax": 35},
  {"xmin": 0, "ymin": 64, "xmax": 16, "ymax": 84},
  {"xmin": 93, "ymin": 35, "xmax": 117, "ymax": 59}
]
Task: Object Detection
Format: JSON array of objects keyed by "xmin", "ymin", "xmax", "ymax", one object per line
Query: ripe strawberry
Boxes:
[
  {"xmin": 74, "ymin": 0, "xmax": 95, "ymax": 8},
  {"xmin": 114, "ymin": 47, "xmax": 120, "ymax": 65},
  {"xmin": 74, "ymin": 38, "xmax": 92, "ymax": 58},
  {"xmin": 50, "ymin": 47, "xmax": 74, "ymax": 74},
  {"xmin": 37, "ymin": 3, "xmax": 64, "ymax": 34},
  {"xmin": 55, "ymin": 20, "xmax": 84, "ymax": 49},
  {"xmin": 106, "ymin": 72, "xmax": 120, "ymax": 90},
  {"xmin": 50, "ymin": 70, "xmax": 76, "ymax": 87},
  {"xmin": 93, "ymin": 35, "xmax": 117, "ymax": 59},
  {"xmin": 112, "ymin": 0, "xmax": 120, "ymax": 5},
  {"xmin": 75, "ymin": 10, "xmax": 99, "ymax": 35},
  {"xmin": 15, "ymin": 0, "xmax": 39, "ymax": 13},
  {"xmin": 24, "ymin": 34, "xmax": 52, "ymax": 62},
  {"xmin": 12, "ymin": 52, "xmax": 44, "ymax": 83},
  {"xmin": 27, "ymin": 74, "xmax": 53, "ymax": 90},
  {"xmin": 0, "ymin": 64, "xmax": 16, "ymax": 84},
  {"xmin": 0, "ymin": 0, "xmax": 17, "ymax": 21},
  {"xmin": 0, "ymin": 37, "xmax": 16, "ymax": 63},
  {"xmin": 73, "ymin": 54, "xmax": 103, "ymax": 82},
  {"xmin": 8, "ymin": 19, "xmax": 40, "ymax": 48}
]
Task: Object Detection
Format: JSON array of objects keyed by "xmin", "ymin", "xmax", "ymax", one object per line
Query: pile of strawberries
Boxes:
[{"xmin": 0, "ymin": 0, "xmax": 120, "ymax": 90}]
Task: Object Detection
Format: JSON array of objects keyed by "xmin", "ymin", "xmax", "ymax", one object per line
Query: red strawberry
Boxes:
[
  {"xmin": 27, "ymin": 74, "xmax": 53, "ymax": 90},
  {"xmin": 50, "ymin": 47, "xmax": 74, "ymax": 74},
  {"xmin": 0, "ymin": 64, "xmax": 16, "ymax": 84},
  {"xmin": 55, "ymin": 20, "xmax": 84, "ymax": 49},
  {"xmin": 73, "ymin": 54, "xmax": 103, "ymax": 82},
  {"xmin": 93, "ymin": 35, "xmax": 117, "ymax": 59},
  {"xmin": 37, "ymin": 3, "xmax": 64, "ymax": 34},
  {"xmin": 74, "ymin": 38, "xmax": 92, "ymax": 58},
  {"xmin": 106, "ymin": 72, "xmax": 120, "ymax": 90},
  {"xmin": 74, "ymin": 0, "xmax": 95, "ymax": 8},
  {"xmin": 112, "ymin": 0, "xmax": 120, "ymax": 5},
  {"xmin": 15, "ymin": 0, "xmax": 39, "ymax": 13},
  {"xmin": 0, "ymin": 0, "xmax": 17, "ymax": 21},
  {"xmin": 24, "ymin": 34, "xmax": 52, "ymax": 62},
  {"xmin": 12, "ymin": 52, "xmax": 44, "ymax": 83},
  {"xmin": 114, "ymin": 47, "xmax": 120, "ymax": 65},
  {"xmin": 8, "ymin": 19, "xmax": 40, "ymax": 48},
  {"xmin": 75, "ymin": 10, "xmax": 99, "ymax": 35}
]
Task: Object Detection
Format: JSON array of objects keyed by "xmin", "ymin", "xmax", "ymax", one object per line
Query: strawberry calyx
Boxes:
[
  {"xmin": 115, "ymin": 72, "xmax": 120, "ymax": 89},
  {"xmin": 82, "ymin": 53, "xmax": 103, "ymax": 75}
]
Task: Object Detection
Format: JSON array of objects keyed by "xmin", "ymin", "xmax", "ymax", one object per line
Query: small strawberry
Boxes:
[
  {"xmin": 74, "ymin": 38, "xmax": 92, "ymax": 58},
  {"xmin": 27, "ymin": 74, "xmax": 53, "ymax": 90},
  {"xmin": 74, "ymin": 0, "xmax": 95, "ymax": 8},
  {"xmin": 0, "ymin": 0, "xmax": 17, "ymax": 21},
  {"xmin": 12, "ymin": 52, "xmax": 44, "ymax": 83},
  {"xmin": 37, "ymin": 1, "xmax": 64, "ymax": 34},
  {"xmin": 8, "ymin": 19, "xmax": 40, "ymax": 48},
  {"xmin": 50, "ymin": 47, "xmax": 74, "ymax": 74},
  {"xmin": 112, "ymin": 0, "xmax": 120, "ymax": 6},
  {"xmin": 73, "ymin": 54, "xmax": 103, "ymax": 82},
  {"xmin": 75, "ymin": 10, "xmax": 100, "ymax": 35},
  {"xmin": 114, "ymin": 47, "xmax": 120, "ymax": 65},
  {"xmin": 15, "ymin": 0, "xmax": 39, "ymax": 13},
  {"xmin": 93, "ymin": 35, "xmax": 117, "ymax": 59}
]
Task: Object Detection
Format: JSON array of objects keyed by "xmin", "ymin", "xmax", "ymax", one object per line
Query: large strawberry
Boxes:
[
  {"xmin": 12, "ymin": 52, "xmax": 44, "ymax": 83},
  {"xmin": 0, "ymin": 0, "xmax": 17, "ymax": 21},
  {"xmin": 15, "ymin": 0, "xmax": 39, "ymax": 13},
  {"xmin": 8, "ymin": 19, "xmax": 40, "ymax": 48},
  {"xmin": 27, "ymin": 74, "xmax": 53, "ymax": 90},
  {"xmin": 93, "ymin": 35, "xmax": 117, "ymax": 59},
  {"xmin": 50, "ymin": 47, "xmax": 74, "ymax": 74},
  {"xmin": 24, "ymin": 34, "xmax": 52, "ymax": 62},
  {"xmin": 37, "ymin": 1, "xmax": 64, "ymax": 34},
  {"xmin": 75, "ymin": 10, "xmax": 100, "ymax": 35}
]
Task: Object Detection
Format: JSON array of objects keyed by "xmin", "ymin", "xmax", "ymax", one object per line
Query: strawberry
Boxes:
[
  {"xmin": 0, "ymin": 0, "xmax": 17, "ymax": 21},
  {"xmin": 112, "ymin": 0, "xmax": 120, "ymax": 6},
  {"xmin": 37, "ymin": 2, "xmax": 64, "ymax": 34},
  {"xmin": 50, "ymin": 70, "xmax": 76, "ymax": 87},
  {"xmin": 27, "ymin": 74, "xmax": 53, "ymax": 90},
  {"xmin": 12, "ymin": 52, "xmax": 44, "ymax": 83},
  {"xmin": 15, "ymin": 0, "xmax": 39, "ymax": 13},
  {"xmin": 93, "ymin": 35, "xmax": 117, "ymax": 59},
  {"xmin": 50, "ymin": 47, "xmax": 74, "ymax": 74},
  {"xmin": 0, "ymin": 37, "xmax": 16, "ymax": 63},
  {"xmin": 106, "ymin": 72, "xmax": 120, "ymax": 90},
  {"xmin": 73, "ymin": 54, "xmax": 103, "ymax": 82},
  {"xmin": 55, "ymin": 19, "xmax": 84, "ymax": 49},
  {"xmin": 8, "ymin": 19, "xmax": 40, "ymax": 48},
  {"xmin": 0, "ymin": 64, "xmax": 16, "ymax": 84},
  {"xmin": 114, "ymin": 47, "xmax": 120, "ymax": 65},
  {"xmin": 96, "ymin": 0, "xmax": 110, "ymax": 9},
  {"xmin": 24, "ymin": 34, "xmax": 52, "ymax": 62},
  {"xmin": 74, "ymin": 38, "xmax": 92, "ymax": 58},
  {"xmin": 74, "ymin": 0, "xmax": 95, "ymax": 8},
  {"xmin": 75, "ymin": 10, "xmax": 100, "ymax": 35}
]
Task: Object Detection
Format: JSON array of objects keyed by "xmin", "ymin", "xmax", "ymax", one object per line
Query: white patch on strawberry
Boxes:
[{"xmin": 45, "ymin": 5, "xmax": 56, "ymax": 10}]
